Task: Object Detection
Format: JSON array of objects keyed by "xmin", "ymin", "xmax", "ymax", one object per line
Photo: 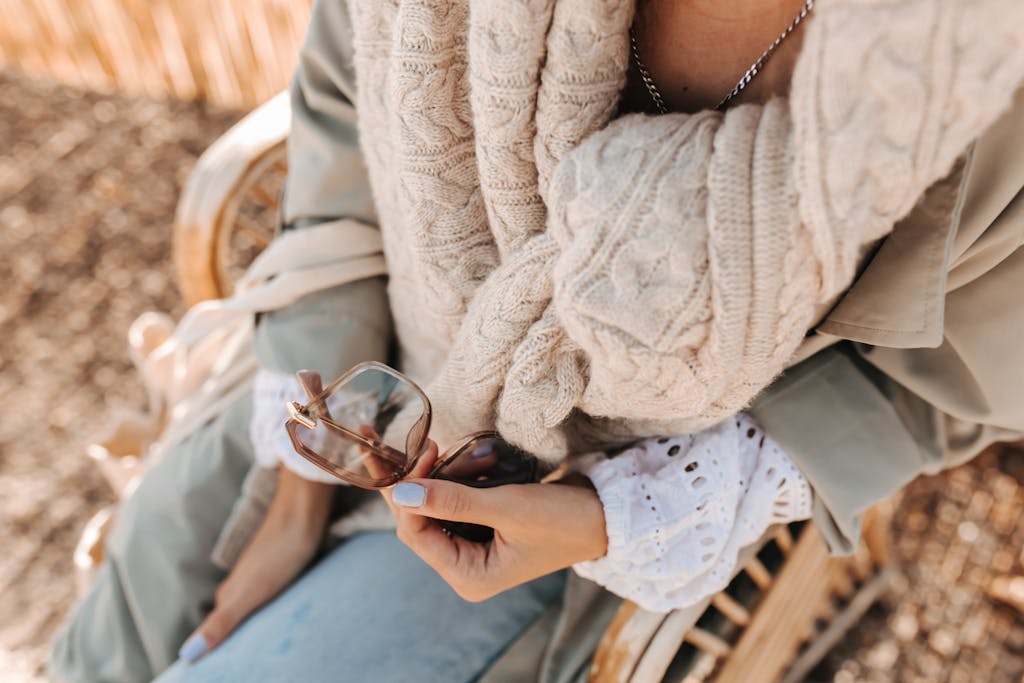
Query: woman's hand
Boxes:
[
  {"xmin": 178, "ymin": 468, "xmax": 334, "ymax": 663},
  {"xmin": 381, "ymin": 449, "xmax": 608, "ymax": 602}
]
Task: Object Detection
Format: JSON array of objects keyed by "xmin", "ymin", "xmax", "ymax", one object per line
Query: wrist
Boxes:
[
  {"xmin": 582, "ymin": 486, "xmax": 609, "ymax": 562},
  {"xmin": 555, "ymin": 477, "xmax": 609, "ymax": 563},
  {"xmin": 271, "ymin": 467, "xmax": 335, "ymax": 535}
]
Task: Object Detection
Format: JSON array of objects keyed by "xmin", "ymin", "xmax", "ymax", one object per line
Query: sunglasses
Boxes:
[{"xmin": 285, "ymin": 361, "xmax": 540, "ymax": 541}]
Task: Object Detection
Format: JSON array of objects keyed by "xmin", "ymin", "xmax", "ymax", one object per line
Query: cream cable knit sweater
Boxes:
[{"xmin": 348, "ymin": 0, "xmax": 1024, "ymax": 461}]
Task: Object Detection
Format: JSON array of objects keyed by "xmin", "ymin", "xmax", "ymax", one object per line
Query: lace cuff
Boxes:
[
  {"xmin": 573, "ymin": 414, "xmax": 811, "ymax": 612},
  {"xmin": 249, "ymin": 369, "xmax": 346, "ymax": 484}
]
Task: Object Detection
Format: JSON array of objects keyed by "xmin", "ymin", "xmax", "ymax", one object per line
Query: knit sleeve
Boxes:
[
  {"xmin": 559, "ymin": 0, "xmax": 1024, "ymax": 423},
  {"xmin": 545, "ymin": 103, "xmax": 806, "ymax": 429},
  {"xmin": 573, "ymin": 415, "xmax": 811, "ymax": 612}
]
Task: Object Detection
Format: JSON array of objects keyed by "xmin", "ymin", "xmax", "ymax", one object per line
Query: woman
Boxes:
[{"xmin": 52, "ymin": 0, "xmax": 1024, "ymax": 681}]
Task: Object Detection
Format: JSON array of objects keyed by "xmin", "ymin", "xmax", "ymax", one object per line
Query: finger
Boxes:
[
  {"xmin": 362, "ymin": 440, "xmax": 395, "ymax": 485},
  {"xmin": 295, "ymin": 370, "xmax": 324, "ymax": 402},
  {"xmin": 379, "ymin": 440, "xmax": 438, "ymax": 515},
  {"xmin": 356, "ymin": 425, "xmax": 405, "ymax": 482},
  {"xmin": 394, "ymin": 505, "xmax": 492, "ymax": 596},
  {"xmin": 433, "ymin": 443, "xmax": 499, "ymax": 480},
  {"xmin": 178, "ymin": 604, "xmax": 240, "ymax": 663},
  {"xmin": 390, "ymin": 477, "xmax": 508, "ymax": 526},
  {"xmin": 408, "ymin": 440, "xmax": 438, "ymax": 478}
]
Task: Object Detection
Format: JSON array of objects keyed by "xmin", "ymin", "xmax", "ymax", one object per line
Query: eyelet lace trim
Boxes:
[
  {"xmin": 573, "ymin": 414, "xmax": 811, "ymax": 612},
  {"xmin": 250, "ymin": 369, "xmax": 347, "ymax": 484}
]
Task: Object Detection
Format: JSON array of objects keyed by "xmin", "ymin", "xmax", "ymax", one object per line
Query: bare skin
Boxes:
[
  {"xmin": 181, "ymin": 467, "xmax": 333, "ymax": 661},
  {"xmin": 621, "ymin": 0, "xmax": 811, "ymax": 114},
  {"xmin": 385, "ymin": 447, "xmax": 608, "ymax": 603},
  {"xmin": 178, "ymin": 0, "xmax": 811, "ymax": 663}
]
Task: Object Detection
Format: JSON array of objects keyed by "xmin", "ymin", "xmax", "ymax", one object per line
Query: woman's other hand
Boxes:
[
  {"xmin": 178, "ymin": 468, "xmax": 334, "ymax": 663},
  {"xmin": 381, "ymin": 450, "xmax": 608, "ymax": 602}
]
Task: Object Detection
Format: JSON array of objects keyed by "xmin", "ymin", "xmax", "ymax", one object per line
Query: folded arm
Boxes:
[{"xmin": 429, "ymin": 0, "xmax": 1024, "ymax": 458}]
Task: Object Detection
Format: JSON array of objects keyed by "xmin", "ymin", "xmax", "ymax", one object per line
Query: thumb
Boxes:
[
  {"xmin": 177, "ymin": 602, "xmax": 243, "ymax": 663},
  {"xmin": 391, "ymin": 478, "xmax": 507, "ymax": 526}
]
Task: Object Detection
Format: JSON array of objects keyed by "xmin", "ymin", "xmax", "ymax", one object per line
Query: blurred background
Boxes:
[{"xmin": 0, "ymin": 2, "xmax": 1021, "ymax": 682}]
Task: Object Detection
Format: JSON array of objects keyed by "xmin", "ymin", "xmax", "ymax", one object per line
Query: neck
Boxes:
[
  {"xmin": 639, "ymin": 0, "xmax": 809, "ymax": 32},
  {"xmin": 626, "ymin": 0, "xmax": 812, "ymax": 113},
  {"xmin": 674, "ymin": 0, "xmax": 804, "ymax": 23}
]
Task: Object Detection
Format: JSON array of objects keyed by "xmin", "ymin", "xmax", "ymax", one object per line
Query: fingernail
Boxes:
[
  {"xmin": 392, "ymin": 482, "xmax": 426, "ymax": 507},
  {"xmin": 178, "ymin": 633, "xmax": 208, "ymax": 663}
]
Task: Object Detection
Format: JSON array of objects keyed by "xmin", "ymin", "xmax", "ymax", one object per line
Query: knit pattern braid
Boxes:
[{"xmin": 348, "ymin": 0, "xmax": 1024, "ymax": 461}]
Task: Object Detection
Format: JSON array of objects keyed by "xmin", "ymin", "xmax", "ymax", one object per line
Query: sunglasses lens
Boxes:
[
  {"xmin": 292, "ymin": 365, "xmax": 429, "ymax": 484},
  {"xmin": 433, "ymin": 435, "xmax": 537, "ymax": 486}
]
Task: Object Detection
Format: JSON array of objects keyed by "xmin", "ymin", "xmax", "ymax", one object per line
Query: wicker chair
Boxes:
[{"xmin": 83, "ymin": 94, "xmax": 898, "ymax": 683}]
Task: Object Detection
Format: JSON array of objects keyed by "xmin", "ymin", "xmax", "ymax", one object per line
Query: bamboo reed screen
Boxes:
[{"xmin": 0, "ymin": 0, "xmax": 313, "ymax": 109}]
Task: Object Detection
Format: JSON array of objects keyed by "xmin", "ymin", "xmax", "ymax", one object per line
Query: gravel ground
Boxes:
[
  {"xmin": 0, "ymin": 69, "xmax": 238, "ymax": 681},
  {"xmin": 1, "ymin": 69, "xmax": 1021, "ymax": 683},
  {"xmin": 811, "ymin": 445, "xmax": 1024, "ymax": 683}
]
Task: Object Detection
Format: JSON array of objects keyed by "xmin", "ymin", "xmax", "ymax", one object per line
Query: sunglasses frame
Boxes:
[{"xmin": 284, "ymin": 361, "xmax": 513, "ymax": 488}]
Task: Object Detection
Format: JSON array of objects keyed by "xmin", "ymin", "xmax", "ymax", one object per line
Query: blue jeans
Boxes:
[{"xmin": 155, "ymin": 532, "xmax": 566, "ymax": 683}]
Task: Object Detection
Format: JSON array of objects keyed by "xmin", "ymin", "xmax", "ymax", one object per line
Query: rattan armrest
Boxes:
[
  {"xmin": 589, "ymin": 502, "xmax": 895, "ymax": 683},
  {"xmin": 173, "ymin": 92, "xmax": 290, "ymax": 304}
]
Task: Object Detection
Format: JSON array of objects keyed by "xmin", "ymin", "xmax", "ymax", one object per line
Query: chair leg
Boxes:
[
  {"xmin": 590, "ymin": 504, "xmax": 897, "ymax": 683},
  {"xmin": 73, "ymin": 507, "xmax": 115, "ymax": 597}
]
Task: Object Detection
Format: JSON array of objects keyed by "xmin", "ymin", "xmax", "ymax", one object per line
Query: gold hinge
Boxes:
[{"xmin": 286, "ymin": 401, "xmax": 316, "ymax": 429}]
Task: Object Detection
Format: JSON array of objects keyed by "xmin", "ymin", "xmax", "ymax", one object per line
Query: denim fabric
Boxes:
[{"xmin": 156, "ymin": 532, "xmax": 566, "ymax": 683}]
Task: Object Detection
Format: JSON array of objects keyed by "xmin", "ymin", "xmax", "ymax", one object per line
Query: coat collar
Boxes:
[{"xmin": 815, "ymin": 153, "xmax": 971, "ymax": 349}]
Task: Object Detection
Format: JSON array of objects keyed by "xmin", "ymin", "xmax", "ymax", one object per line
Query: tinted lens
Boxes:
[
  {"xmin": 292, "ymin": 365, "xmax": 429, "ymax": 485},
  {"xmin": 432, "ymin": 435, "xmax": 537, "ymax": 487}
]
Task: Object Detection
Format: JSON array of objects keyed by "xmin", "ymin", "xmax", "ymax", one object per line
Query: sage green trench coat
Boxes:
[{"xmin": 51, "ymin": 0, "xmax": 1024, "ymax": 680}]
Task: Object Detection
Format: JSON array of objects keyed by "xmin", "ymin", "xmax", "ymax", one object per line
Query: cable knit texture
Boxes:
[
  {"xmin": 347, "ymin": 0, "xmax": 1024, "ymax": 461},
  {"xmin": 573, "ymin": 415, "xmax": 811, "ymax": 612}
]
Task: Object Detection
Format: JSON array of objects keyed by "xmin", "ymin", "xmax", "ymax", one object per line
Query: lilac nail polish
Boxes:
[
  {"xmin": 393, "ymin": 482, "xmax": 426, "ymax": 507},
  {"xmin": 179, "ymin": 633, "xmax": 208, "ymax": 663}
]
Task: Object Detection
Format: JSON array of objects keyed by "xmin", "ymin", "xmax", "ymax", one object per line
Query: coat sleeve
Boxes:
[
  {"xmin": 751, "ymin": 245, "xmax": 1024, "ymax": 555},
  {"xmin": 750, "ymin": 83, "xmax": 1024, "ymax": 555},
  {"xmin": 213, "ymin": 0, "xmax": 392, "ymax": 562},
  {"xmin": 253, "ymin": 0, "xmax": 392, "ymax": 379},
  {"xmin": 748, "ymin": 345, "xmax": 933, "ymax": 555}
]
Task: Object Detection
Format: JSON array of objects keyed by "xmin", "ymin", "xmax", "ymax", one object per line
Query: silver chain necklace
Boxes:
[{"xmin": 630, "ymin": 0, "xmax": 814, "ymax": 114}]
